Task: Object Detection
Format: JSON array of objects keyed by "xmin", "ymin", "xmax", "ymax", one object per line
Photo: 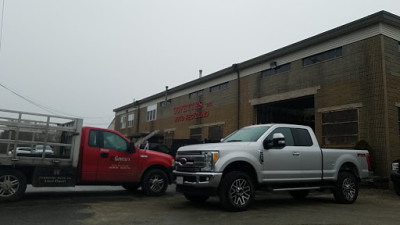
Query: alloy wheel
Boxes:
[{"xmin": 229, "ymin": 178, "xmax": 251, "ymax": 206}]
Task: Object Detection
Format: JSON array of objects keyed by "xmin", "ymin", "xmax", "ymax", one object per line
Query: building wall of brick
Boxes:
[
  {"xmin": 115, "ymin": 34, "xmax": 400, "ymax": 178},
  {"xmin": 384, "ymin": 37, "xmax": 400, "ymax": 170}
]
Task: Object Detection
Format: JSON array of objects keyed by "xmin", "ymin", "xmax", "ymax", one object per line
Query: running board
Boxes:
[{"xmin": 272, "ymin": 186, "xmax": 334, "ymax": 192}]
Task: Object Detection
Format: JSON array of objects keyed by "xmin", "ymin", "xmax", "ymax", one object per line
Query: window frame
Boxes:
[
  {"xmin": 120, "ymin": 115, "xmax": 126, "ymax": 129},
  {"xmin": 127, "ymin": 113, "xmax": 134, "ymax": 127},
  {"xmin": 303, "ymin": 47, "xmax": 342, "ymax": 66},
  {"xmin": 189, "ymin": 89, "xmax": 204, "ymax": 99},
  {"xmin": 321, "ymin": 109, "xmax": 359, "ymax": 147},
  {"xmin": 146, "ymin": 104, "xmax": 157, "ymax": 122},
  {"xmin": 261, "ymin": 63, "xmax": 291, "ymax": 77},
  {"xmin": 210, "ymin": 82, "xmax": 229, "ymax": 93}
]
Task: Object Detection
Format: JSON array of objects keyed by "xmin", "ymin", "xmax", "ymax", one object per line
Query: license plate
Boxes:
[{"xmin": 176, "ymin": 176, "xmax": 183, "ymax": 184}]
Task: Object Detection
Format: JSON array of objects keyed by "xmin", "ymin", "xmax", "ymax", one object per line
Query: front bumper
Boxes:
[{"xmin": 173, "ymin": 170, "xmax": 223, "ymax": 189}]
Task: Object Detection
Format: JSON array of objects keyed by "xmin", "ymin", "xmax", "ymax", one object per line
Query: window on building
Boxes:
[
  {"xmin": 147, "ymin": 104, "xmax": 157, "ymax": 121},
  {"xmin": 120, "ymin": 115, "xmax": 126, "ymax": 129},
  {"xmin": 261, "ymin": 63, "xmax": 291, "ymax": 77},
  {"xmin": 303, "ymin": 47, "xmax": 342, "ymax": 66},
  {"xmin": 190, "ymin": 128, "xmax": 202, "ymax": 141},
  {"xmin": 208, "ymin": 125, "xmax": 223, "ymax": 142},
  {"xmin": 128, "ymin": 113, "xmax": 134, "ymax": 127},
  {"xmin": 322, "ymin": 109, "xmax": 358, "ymax": 146},
  {"xmin": 210, "ymin": 82, "xmax": 229, "ymax": 93},
  {"xmin": 189, "ymin": 89, "xmax": 204, "ymax": 99}
]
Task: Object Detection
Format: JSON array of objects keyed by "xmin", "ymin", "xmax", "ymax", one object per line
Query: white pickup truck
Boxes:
[{"xmin": 174, "ymin": 124, "xmax": 371, "ymax": 211}]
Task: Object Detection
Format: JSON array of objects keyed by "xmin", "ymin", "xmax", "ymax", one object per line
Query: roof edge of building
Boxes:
[{"xmin": 114, "ymin": 10, "xmax": 400, "ymax": 113}]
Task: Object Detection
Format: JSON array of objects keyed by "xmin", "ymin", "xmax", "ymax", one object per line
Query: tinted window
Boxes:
[
  {"xmin": 266, "ymin": 127, "xmax": 294, "ymax": 146},
  {"xmin": 291, "ymin": 128, "xmax": 313, "ymax": 146},
  {"xmin": 89, "ymin": 130, "xmax": 98, "ymax": 147},
  {"xmin": 102, "ymin": 131, "xmax": 128, "ymax": 152}
]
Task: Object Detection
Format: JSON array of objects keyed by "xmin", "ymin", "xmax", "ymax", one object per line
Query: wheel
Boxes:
[
  {"xmin": 289, "ymin": 190, "xmax": 309, "ymax": 200},
  {"xmin": 0, "ymin": 169, "xmax": 27, "ymax": 202},
  {"xmin": 333, "ymin": 172, "xmax": 359, "ymax": 204},
  {"xmin": 219, "ymin": 171, "xmax": 255, "ymax": 211},
  {"xmin": 141, "ymin": 169, "xmax": 168, "ymax": 196},
  {"xmin": 122, "ymin": 183, "xmax": 140, "ymax": 191},
  {"xmin": 184, "ymin": 193, "xmax": 210, "ymax": 203}
]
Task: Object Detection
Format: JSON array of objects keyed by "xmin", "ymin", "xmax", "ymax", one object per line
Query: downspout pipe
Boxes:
[
  {"xmin": 136, "ymin": 100, "xmax": 141, "ymax": 136},
  {"xmin": 232, "ymin": 64, "xmax": 240, "ymax": 129}
]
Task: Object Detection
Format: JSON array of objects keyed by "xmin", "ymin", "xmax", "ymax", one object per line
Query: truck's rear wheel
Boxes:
[
  {"xmin": 0, "ymin": 169, "xmax": 27, "ymax": 202},
  {"xmin": 219, "ymin": 171, "xmax": 254, "ymax": 211},
  {"xmin": 333, "ymin": 172, "xmax": 359, "ymax": 204},
  {"xmin": 141, "ymin": 169, "xmax": 168, "ymax": 196}
]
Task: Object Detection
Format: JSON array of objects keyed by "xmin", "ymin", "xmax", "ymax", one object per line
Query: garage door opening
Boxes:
[{"xmin": 256, "ymin": 96, "xmax": 315, "ymax": 130}]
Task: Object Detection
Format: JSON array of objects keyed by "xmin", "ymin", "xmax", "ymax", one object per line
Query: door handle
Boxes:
[
  {"xmin": 292, "ymin": 152, "xmax": 300, "ymax": 156},
  {"xmin": 100, "ymin": 152, "xmax": 109, "ymax": 158}
]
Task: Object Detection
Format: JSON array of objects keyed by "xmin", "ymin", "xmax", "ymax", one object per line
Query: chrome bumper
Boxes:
[{"xmin": 173, "ymin": 171, "xmax": 223, "ymax": 188}]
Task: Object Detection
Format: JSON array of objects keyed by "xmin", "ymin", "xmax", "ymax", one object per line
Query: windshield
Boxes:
[{"xmin": 222, "ymin": 126, "xmax": 270, "ymax": 142}]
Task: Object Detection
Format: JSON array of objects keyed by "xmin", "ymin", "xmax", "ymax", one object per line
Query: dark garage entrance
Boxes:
[{"xmin": 256, "ymin": 95, "xmax": 315, "ymax": 130}]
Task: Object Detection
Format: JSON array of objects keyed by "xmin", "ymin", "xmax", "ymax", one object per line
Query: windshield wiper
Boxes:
[{"xmin": 227, "ymin": 140, "xmax": 242, "ymax": 142}]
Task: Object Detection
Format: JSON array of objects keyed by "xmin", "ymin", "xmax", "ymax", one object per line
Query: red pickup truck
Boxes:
[{"xmin": 0, "ymin": 109, "xmax": 174, "ymax": 202}]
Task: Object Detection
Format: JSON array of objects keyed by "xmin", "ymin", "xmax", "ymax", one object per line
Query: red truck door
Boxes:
[{"xmin": 82, "ymin": 128, "xmax": 140, "ymax": 182}]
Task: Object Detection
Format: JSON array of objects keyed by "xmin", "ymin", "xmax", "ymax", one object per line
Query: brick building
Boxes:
[{"xmin": 113, "ymin": 11, "xmax": 400, "ymax": 178}]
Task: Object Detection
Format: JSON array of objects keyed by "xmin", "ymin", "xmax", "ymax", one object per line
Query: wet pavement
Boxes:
[{"xmin": 1, "ymin": 185, "xmax": 399, "ymax": 225}]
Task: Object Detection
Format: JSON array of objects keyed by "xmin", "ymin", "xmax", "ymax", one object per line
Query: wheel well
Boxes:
[
  {"xmin": 222, "ymin": 161, "xmax": 258, "ymax": 185},
  {"xmin": 339, "ymin": 162, "xmax": 360, "ymax": 179},
  {"xmin": 0, "ymin": 166, "xmax": 34, "ymax": 184},
  {"xmin": 141, "ymin": 165, "xmax": 170, "ymax": 183}
]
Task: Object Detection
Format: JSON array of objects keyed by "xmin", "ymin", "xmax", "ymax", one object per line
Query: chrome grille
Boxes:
[{"xmin": 175, "ymin": 151, "xmax": 207, "ymax": 172}]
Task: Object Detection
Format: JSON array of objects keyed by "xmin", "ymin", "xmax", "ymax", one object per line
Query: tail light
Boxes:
[{"xmin": 366, "ymin": 153, "xmax": 371, "ymax": 171}]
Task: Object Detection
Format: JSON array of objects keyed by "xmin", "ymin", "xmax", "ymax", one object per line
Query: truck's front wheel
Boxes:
[
  {"xmin": 0, "ymin": 169, "xmax": 27, "ymax": 202},
  {"xmin": 141, "ymin": 169, "xmax": 168, "ymax": 196},
  {"xmin": 333, "ymin": 172, "xmax": 359, "ymax": 204},
  {"xmin": 219, "ymin": 171, "xmax": 255, "ymax": 211}
]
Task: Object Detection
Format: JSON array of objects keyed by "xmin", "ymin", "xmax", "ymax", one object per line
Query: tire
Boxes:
[
  {"xmin": 184, "ymin": 193, "xmax": 210, "ymax": 203},
  {"xmin": 0, "ymin": 169, "xmax": 27, "ymax": 202},
  {"xmin": 141, "ymin": 169, "xmax": 168, "ymax": 196},
  {"xmin": 219, "ymin": 171, "xmax": 255, "ymax": 211},
  {"xmin": 333, "ymin": 172, "xmax": 359, "ymax": 204},
  {"xmin": 122, "ymin": 183, "xmax": 140, "ymax": 191},
  {"xmin": 289, "ymin": 190, "xmax": 309, "ymax": 200}
]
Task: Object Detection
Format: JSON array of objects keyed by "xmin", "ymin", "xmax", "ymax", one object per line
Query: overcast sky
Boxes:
[{"xmin": 1, "ymin": 0, "xmax": 400, "ymax": 127}]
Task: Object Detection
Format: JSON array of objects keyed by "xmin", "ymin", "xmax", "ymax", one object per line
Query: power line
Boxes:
[{"xmin": 0, "ymin": 82, "xmax": 114, "ymax": 120}]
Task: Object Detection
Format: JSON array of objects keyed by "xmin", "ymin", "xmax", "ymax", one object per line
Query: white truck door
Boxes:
[
  {"xmin": 262, "ymin": 127, "xmax": 303, "ymax": 182},
  {"xmin": 291, "ymin": 128, "xmax": 322, "ymax": 181}
]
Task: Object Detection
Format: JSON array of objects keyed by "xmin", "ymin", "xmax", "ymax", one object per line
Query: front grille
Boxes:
[{"xmin": 175, "ymin": 151, "xmax": 207, "ymax": 172}]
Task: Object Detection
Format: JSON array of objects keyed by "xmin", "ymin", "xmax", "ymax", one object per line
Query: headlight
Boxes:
[
  {"xmin": 392, "ymin": 162, "xmax": 399, "ymax": 171},
  {"xmin": 201, "ymin": 151, "xmax": 219, "ymax": 171}
]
